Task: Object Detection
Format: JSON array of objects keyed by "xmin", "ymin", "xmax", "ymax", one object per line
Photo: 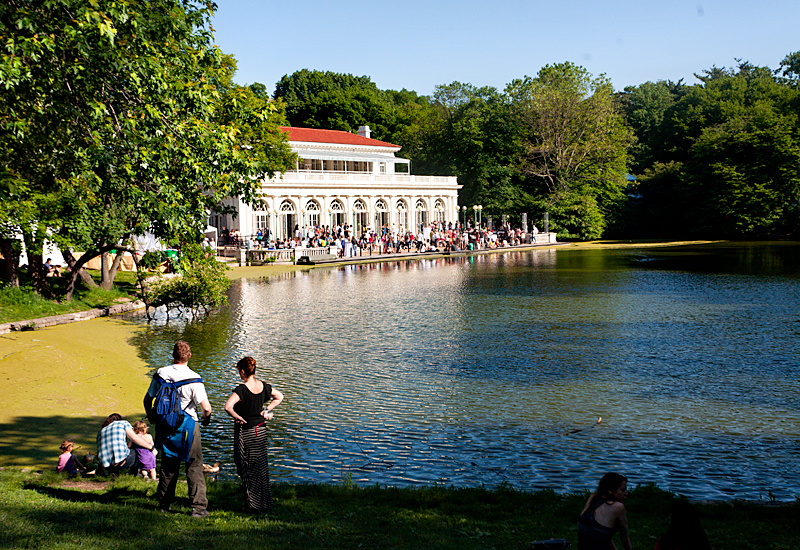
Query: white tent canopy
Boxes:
[
  {"xmin": 204, "ymin": 225, "xmax": 217, "ymax": 243},
  {"xmin": 133, "ymin": 232, "xmax": 164, "ymax": 253}
]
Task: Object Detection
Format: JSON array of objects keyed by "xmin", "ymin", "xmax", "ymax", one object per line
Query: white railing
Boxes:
[
  {"xmin": 274, "ymin": 171, "xmax": 459, "ymax": 187},
  {"xmin": 530, "ymin": 232, "xmax": 558, "ymax": 244},
  {"xmin": 246, "ymin": 247, "xmax": 337, "ymax": 265}
]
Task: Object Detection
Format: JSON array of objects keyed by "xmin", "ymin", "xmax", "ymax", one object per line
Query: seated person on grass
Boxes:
[{"xmin": 44, "ymin": 258, "xmax": 61, "ymax": 277}]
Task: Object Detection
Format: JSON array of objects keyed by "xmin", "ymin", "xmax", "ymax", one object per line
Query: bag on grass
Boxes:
[{"xmin": 526, "ymin": 539, "xmax": 571, "ymax": 550}]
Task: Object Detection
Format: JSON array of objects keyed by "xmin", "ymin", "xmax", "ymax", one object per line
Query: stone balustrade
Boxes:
[{"xmin": 245, "ymin": 247, "xmax": 338, "ymax": 265}]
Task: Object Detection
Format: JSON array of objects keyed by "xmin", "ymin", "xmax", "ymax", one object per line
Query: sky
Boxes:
[{"xmin": 210, "ymin": 0, "xmax": 799, "ymax": 96}]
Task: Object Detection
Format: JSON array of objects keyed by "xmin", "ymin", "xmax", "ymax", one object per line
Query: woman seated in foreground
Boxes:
[
  {"xmin": 577, "ymin": 472, "xmax": 633, "ymax": 550},
  {"xmin": 654, "ymin": 500, "xmax": 712, "ymax": 550}
]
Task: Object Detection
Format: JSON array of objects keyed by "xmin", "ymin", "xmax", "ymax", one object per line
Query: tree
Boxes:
[
  {"xmin": 639, "ymin": 59, "xmax": 800, "ymax": 237},
  {"xmin": 0, "ymin": 0, "xmax": 295, "ymax": 300},
  {"xmin": 507, "ymin": 62, "xmax": 632, "ymax": 238},
  {"xmin": 622, "ymin": 80, "xmax": 685, "ymax": 170},
  {"xmin": 779, "ymin": 51, "xmax": 800, "ymax": 83},
  {"xmin": 138, "ymin": 244, "xmax": 229, "ymax": 319},
  {"xmin": 426, "ymin": 83, "xmax": 525, "ymax": 215},
  {"xmin": 274, "ymin": 69, "xmax": 398, "ymax": 140},
  {"xmin": 690, "ymin": 100, "xmax": 800, "ymax": 236}
]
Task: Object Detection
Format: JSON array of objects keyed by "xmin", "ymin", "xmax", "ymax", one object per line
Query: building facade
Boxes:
[{"xmin": 211, "ymin": 126, "xmax": 461, "ymax": 240}]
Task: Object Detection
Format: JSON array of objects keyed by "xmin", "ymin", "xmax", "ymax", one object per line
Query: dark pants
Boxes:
[
  {"xmin": 100, "ymin": 450, "xmax": 140, "ymax": 476},
  {"xmin": 157, "ymin": 422, "xmax": 207, "ymax": 512}
]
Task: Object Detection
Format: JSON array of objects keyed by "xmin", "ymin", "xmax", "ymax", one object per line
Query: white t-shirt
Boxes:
[{"xmin": 147, "ymin": 363, "xmax": 208, "ymax": 421}]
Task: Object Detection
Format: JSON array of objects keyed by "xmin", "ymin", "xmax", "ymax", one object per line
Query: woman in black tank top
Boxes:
[
  {"xmin": 577, "ymin": 473, "xmax": 632, "ymax": 550},
  {"xmin": 224, "ymin": 356, "xmax": 284, "ymax": 512}
]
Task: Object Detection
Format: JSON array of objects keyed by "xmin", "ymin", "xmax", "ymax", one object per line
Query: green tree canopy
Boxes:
[
  {"xmin": 635, "ymin": 59, "xmax": 800, "ymax": 237},
  {"xmin": 273, "ymin": 69, "xmax": 399, "ymax": 141},
  {"xmin": 507, "ymin": 62, "xmax": 632, "ymax": 239},
  {"xmin": 0, "ymin": 0, "xmax": 294, "ymax": 299}
]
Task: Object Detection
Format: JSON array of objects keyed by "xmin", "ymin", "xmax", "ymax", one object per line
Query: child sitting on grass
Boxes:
[
  {"xmin": 56, "ymin": 440, "xmax": 85, "ymax": 475},
  {"xmin": 130, "ymin": 421, "xmax": 157, "ymax": 480}
]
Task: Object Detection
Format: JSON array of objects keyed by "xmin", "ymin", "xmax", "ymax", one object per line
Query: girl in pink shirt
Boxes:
[{"xmin": 56, "ymin": 440, "xmax": 84, "ymax": 475}]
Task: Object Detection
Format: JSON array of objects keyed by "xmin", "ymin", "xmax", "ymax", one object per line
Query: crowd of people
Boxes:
[{"xmin": 218, "ymin": 221, "xmax": 544, "ymax": 258}]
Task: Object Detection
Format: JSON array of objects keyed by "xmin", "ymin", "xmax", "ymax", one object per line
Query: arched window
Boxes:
[
  {"xmin": 375, "ymin": 199, "xmax": 388, "ymax": 212},
  {"xmin": 305, "ymin": 200, "xmax": 320, "ymax": 212},
  {"xmin": 415, "ymin": 199, "xmax": 427, "ymax": 211},
  {"xmin": 434, "ymin": 199, "xmax": 446, "ymax": 223},
  {"xmin": 396, "ymin": 200, "xmax": 408, "ymax": 230},
  {"xmin": 330, "ymin": 199, "xmax": 344, "ymax": 212},
  {"xmin": 353, "ymin": 199, "xmax": 367, "ymax": 212},
  {"xmin": 280, "ymin": 200, "xmax": 295, "ymax": 213},
  {"xmin": 252, "ymin": 200, "xmax": 268, "ymax": 212}
]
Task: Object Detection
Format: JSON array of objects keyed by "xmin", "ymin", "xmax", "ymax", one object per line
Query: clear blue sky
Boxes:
[{"xmin": 210, "ymin": 0, "xmax": 799, "ymax": 96}]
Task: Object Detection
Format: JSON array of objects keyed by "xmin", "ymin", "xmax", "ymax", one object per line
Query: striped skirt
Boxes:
[{"xmin": 234, "ymin": 422, "xmax": 273, "ymax": 511}]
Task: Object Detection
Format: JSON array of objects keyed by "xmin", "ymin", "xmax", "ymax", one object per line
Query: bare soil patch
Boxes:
[{"xmin": 55, "ymin": 479, "xmax": 111, "ymax": 491}]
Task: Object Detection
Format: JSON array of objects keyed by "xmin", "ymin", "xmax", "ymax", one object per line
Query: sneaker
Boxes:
[{"xmin": 190, "ymin": 509, "xmax": 210, "ymax": 518}]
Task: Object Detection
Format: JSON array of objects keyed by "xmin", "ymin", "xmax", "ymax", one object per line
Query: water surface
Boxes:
[{"xmin": 131, "ymin": 243, "xmax": 800, "ymax": 500}]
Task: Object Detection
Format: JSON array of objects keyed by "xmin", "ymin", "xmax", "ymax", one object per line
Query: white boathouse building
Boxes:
[{"xmin": 211, "ymin": 126, "xmax": 461, "ymax": 240}]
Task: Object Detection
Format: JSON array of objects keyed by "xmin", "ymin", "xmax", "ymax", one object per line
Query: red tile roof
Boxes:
[{"xmin": 280, "ymin": 126, "xmax": 399, "ymax": 148}]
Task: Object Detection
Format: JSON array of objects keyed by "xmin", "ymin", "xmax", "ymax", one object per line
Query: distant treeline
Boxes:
[{"xmin": 268, "ymin": 53, "xmax": 800, "ymax": 240}]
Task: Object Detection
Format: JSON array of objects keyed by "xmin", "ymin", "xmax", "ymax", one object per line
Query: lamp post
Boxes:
[
  {"xmin": 301, "ymin": 208, "xmax": 307, "ymax": 241},
  {"xmin": 375, "ymin": 211, "xmax": 380, "ymax": 255},
  {"xmin": 266, "ymin": 207, "xmax": 272, "ymax": 243},
  {"xmin": 461, "ymin": 205, "xmax": 467, "ymax": 229},
  {"xmin": 472, "ymin": 205, "xmax": 478, "ymax": 229},
  {"xmin": 478, "ymin": 205, "xmax": 483, "ymax": 227}
]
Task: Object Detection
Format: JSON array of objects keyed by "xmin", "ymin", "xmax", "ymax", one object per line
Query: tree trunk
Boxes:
[
  {"xmin": 62, "ymin": 249, "xmax": 98, "ymax": 288},
  {"xmin": 100, "ymin": 252, "xmax": 111, "ymax": 290},
  {"xmin": 100, "ymin": 251, "xmax": 125, "ymax": 290},
  {"xmin": 21, "ymin": 226, "xmax": 49, "ymax": 296},
  {"xmin": 63, "ymin": 245, "xmax": 118, "ymax": 302},
  {"xmin": 0, "ymin": 238, "xmax": 20, "ymax": 287},
  {"xmin": 29, "ymin": 250, "xmax": 46, "ymax": 295},
  {"xmin": 62, "ymin": 249, "xmax": 99, "ymax": 302}
]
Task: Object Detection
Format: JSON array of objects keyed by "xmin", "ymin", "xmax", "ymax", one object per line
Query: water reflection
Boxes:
[{"xmin": 129, "ymin": 244, "xmax": 800, "ymax": 500}]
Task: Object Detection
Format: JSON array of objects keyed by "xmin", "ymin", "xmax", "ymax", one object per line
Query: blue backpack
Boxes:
[{"xmin": 153, "ymin": 374, "xmax": 203, "ymax": 432}]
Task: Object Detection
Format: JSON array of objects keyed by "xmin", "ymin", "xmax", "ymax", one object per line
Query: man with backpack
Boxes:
[{"xmin": 144, "ymin": 340, "xmax": 212, "ymax": 518}]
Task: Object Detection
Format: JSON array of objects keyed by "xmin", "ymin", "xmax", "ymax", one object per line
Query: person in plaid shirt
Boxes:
[{"xmin": 96, "ymin": 413, "xmax": 156, "ymax": 475}]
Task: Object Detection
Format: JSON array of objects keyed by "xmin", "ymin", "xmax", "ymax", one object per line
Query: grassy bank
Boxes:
[
  {"xmin": 1, "ymin": 471, "xmax": 797, "ymax": 550},
  {"xmin": 0, "ymin": 270, "xmax": 139, "ymax": 324}
]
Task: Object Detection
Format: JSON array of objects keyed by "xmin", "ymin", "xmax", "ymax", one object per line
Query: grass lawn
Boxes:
[
  {"xmin": 0, "ymin": 270, "xmax": 139, "ymax": 324},
  {"xmin": 1, "ymin": 470, "xmax": 797, "ymax": 550}
]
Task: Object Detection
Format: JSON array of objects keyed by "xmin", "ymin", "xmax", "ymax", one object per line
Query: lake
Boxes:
[{"xmin": 130, "ymin": 242, "xmax": 800, "ymax": 501}]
